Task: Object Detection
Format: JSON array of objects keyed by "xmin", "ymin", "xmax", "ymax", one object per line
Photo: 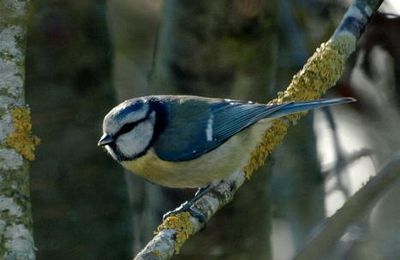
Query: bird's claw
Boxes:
[{"xmin": 163, "ymin": 201, "xmax": 206, "ymax": 224}]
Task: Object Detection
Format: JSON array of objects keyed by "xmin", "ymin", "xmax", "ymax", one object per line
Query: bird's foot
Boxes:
[
  {"xmin": 162, "ymin": 201, "xmax": 206, "ymax": 224},
  {"xmin": 163, "ymin": 185, "xmax": 212, "ymax": 224}
]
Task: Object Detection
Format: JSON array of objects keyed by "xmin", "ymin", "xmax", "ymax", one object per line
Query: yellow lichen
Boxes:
[
  {"xmin": 5, "ymin": 107, "xmax": 40, "ymax": 161},
  {"xmin": 244, "ymin": 119, "xmax": 288, "ymax": 178},
  {"xmin": 151, "ymin": 251, "xmax": 161, "ymax": 257},
  {"xmin": 156, "ymin": 212, "xmax": 195, "ymax": 253},
  {"xmin": 332, "ymin": 34, "xmax": 357, "ymax": 57},
  {"xmin": 244, "ymin": 36, "xmax": 355, "ymax": 178}
]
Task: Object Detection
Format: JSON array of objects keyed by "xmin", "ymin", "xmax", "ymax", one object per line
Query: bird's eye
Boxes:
[{"xmin": 116, "ymin": 121, "xmax": 139, "ymax": 136}]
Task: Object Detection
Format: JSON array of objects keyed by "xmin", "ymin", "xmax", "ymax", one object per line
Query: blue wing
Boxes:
[
  {"xmin": 152, "ymin": 97, "xmax": 289, "ymax": 162},
  {"xmin": 152, "ymin": 96, "xmax": 354, "ymax": 162}
]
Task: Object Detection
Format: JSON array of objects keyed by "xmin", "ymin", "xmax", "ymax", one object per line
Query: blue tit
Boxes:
[{"xmin": 98, "ymin": 95, "xmax": 354, "ymax": 190}]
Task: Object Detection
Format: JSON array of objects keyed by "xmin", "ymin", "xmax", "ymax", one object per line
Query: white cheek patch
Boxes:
[{"xmin": 116, "ymin": 113, "xmax": 155, "ymax": 158}]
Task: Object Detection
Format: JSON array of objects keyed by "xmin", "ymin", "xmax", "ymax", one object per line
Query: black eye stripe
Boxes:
[
  {"xmin": 115, "ymin": 117, "xmax": 147, "ymax": 137},
  {"xmin": 117, "ymin": 121, "xmax": 139, "ymax": 136},
  {"xmin": 114, "ymin": 109, "xmax": 153, "ymax": 139}
]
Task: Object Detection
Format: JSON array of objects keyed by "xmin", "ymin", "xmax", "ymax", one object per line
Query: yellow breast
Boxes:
[{"xmin": 121, "ymin": 119, "xmax": 272, "ymax": 188}]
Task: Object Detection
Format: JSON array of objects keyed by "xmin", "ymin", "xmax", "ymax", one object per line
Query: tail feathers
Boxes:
[{"xmin": 270, "ymin": 97, "xmax": 356, "ymax": 118}]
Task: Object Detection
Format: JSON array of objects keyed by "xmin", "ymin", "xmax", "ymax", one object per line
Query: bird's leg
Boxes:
[
  {"xmin": 193, "ymin": 184, "xmax": 212, "ymax": 201},
  {"xmin": 162, "ymin": 185, "xmax": 212, "ymax": 223}
]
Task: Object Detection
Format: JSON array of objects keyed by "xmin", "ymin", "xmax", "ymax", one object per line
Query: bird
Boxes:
[{"xmin": 98, "ymin": 95, "xmax": 354, "ymax": 218}]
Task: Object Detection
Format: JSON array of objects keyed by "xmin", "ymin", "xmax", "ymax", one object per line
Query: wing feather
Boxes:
[{"xmin": 153, "ymin": 98, "xmax": 286, "ymax": 161}]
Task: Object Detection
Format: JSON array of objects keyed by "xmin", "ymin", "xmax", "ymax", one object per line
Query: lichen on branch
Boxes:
[
  {"xmin": 156, "ymin": 212, "xmax": 195, "ymax": 253},
  {"xmin": 4, "ymin": 106, "xmax": 40, "ymax": 161},
  {"xmin": 244, "ymin": 35, "xmax": 355, "ymax": 178}
]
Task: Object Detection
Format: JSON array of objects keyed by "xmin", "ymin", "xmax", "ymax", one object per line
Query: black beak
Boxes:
[{"xmin": 98, "ymin": 134, "xmax": 114, "ymax": 146}]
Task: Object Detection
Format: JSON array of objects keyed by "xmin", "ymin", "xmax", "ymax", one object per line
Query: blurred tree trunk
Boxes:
[
  {"xmin": 152, "ymin": 0, "xmax": 278, "ymax": 99},
  {"xmin": 151, "ymin": 0, "xmax": 277, "ymax": 258},
  {"xmin": 107, "ymin": 0, "xmax": 164, "ymax": 254},
  {"xmin": 0, "ymin": 0, "xmax": 35, "ymax": 259},
  {"xmin": 26, "ymin": 1, "xmax": 132, "ymax": 259}
]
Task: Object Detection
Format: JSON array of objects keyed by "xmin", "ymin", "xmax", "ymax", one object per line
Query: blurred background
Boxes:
[{"xmin": 24, "ymin": 0, "xmax": 400, "ymax": 259}]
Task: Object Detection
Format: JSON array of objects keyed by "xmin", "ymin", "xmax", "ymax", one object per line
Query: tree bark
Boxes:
[{"xmin": 0, "ymin": 0, "xmax": 36, "ymax": 259}]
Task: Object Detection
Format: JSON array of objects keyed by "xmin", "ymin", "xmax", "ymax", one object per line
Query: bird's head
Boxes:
[{"xmin": 98, "ymin": 98, "xmax": 156, "ymax": 162}]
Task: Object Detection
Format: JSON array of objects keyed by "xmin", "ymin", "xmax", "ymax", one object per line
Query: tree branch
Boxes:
[{"xmin": 134, "ymin": 0, "xmax": 383, "ymax": 259}]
